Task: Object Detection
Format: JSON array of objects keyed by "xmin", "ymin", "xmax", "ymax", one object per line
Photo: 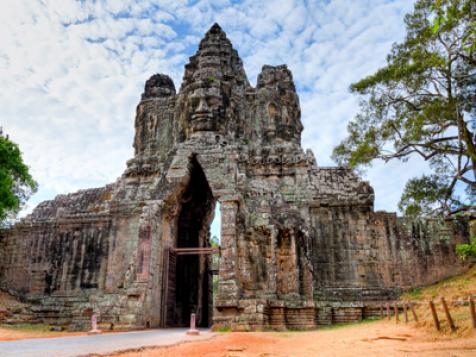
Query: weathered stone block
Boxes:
[{"xmin": 0, "ymin": 23, "xmax": 470, "ymax": 331}]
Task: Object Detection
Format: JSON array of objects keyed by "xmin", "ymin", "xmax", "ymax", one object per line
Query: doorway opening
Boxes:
[{"xmin": 163, "ymin": 156, "xmax": 219, "ymax": 328}]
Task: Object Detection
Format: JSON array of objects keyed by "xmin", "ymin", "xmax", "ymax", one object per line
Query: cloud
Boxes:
[{"xmin": 1, "ymin": 0, "xmax": 427, "ymax": 219}]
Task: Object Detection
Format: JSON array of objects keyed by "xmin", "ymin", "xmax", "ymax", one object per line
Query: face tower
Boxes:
[{"xmin": 0, "ymin": 23, "xmax": 469, "ymax": 331}]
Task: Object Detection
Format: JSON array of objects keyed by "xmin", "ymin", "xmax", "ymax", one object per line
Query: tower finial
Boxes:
[{"xmin": 208, "ymin": 23, "xmax": 223, "ymax": 34}]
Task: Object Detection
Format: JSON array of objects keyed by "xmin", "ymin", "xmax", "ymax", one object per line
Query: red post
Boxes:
[
  {"xmin": 386, "ymin": 303, "xmax": 390, "ymax": 320},
  {"xmin": 186, "ymin": 313, "xmax": 200, "ymax": 336},
  {"xmin": 394, "ymin": 303, "xmax": 399, "ymax": 322}
]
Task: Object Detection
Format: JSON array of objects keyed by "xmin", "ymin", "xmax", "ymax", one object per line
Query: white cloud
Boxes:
[{"xmin": 0, "ymin": 0, "xmax": 428, "ymax": 217}]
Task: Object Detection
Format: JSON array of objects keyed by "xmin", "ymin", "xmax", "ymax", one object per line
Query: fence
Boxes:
[{"xmin": 380, "ymin": 296, "xmax": 476, "ymax": 332}]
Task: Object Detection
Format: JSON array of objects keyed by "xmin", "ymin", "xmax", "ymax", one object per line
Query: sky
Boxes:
[{"xmin": 0, "ymin": 0, "xmax": 429, "ymax": 238}]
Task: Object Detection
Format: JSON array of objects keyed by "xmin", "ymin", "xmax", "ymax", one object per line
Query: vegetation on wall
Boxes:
[{"xmin": 456, "ymin": 236, "xmax": 476, "ymax": 261}]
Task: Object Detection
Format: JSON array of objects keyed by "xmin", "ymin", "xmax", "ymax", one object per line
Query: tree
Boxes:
[
  {"xmin": 0, "ymin": 133, "xmax": 37, "ymax": 226},
  {"xmin": 332, "ymin": 0, "xmax": 475, "ymax": 217},
  {"xmin": 456, "ymin": 236, "xmax": 476, "ymax": 261}
]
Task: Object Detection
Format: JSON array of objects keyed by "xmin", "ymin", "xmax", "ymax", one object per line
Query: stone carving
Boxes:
[
  {"xmin": 0, "ymin": 24, "xmax": 471, "ymax": 332},
  {"xmin": 141, "ymin": 74, "xmax": 176, "ymax": 100}
]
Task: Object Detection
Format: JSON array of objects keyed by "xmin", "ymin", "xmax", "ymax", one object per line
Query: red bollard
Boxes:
[{"xmin": 187, "ymin": 313, "xmax": 200, "ymax": 336}]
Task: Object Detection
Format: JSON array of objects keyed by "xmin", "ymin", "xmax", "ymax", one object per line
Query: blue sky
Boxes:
[{"xmin": 1, "ymin": 0, "xmax": 427, "ymax": 238}]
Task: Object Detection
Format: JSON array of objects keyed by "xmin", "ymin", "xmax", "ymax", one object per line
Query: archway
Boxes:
[{"xmin": 163, "ymin": 156, "xmax": 217, "ymax": 327}]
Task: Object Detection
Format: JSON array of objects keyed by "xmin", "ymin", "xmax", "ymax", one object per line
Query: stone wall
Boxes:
[
  {"xmin": 0, "ymin": 23, "xmax": 471, "ymax": 331},
  {"xmin": 312, "ymin": 207, "xmax": 469, "ymax": 301}
]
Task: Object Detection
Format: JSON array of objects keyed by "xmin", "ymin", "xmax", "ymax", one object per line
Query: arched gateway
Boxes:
[{"xmin": 0, "ymin": 24, "xmax": 470, "ymax": 331}]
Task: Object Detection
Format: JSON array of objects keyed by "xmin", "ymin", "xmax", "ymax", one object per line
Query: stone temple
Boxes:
[{"xmin": 0, "ymin": 24, "xmax": 471, "ymax": 330}]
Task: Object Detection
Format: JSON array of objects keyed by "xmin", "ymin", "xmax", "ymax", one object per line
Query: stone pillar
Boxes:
[{"xmin": 216, "ymin": 200, "xmax": 240, "ymax": 304}]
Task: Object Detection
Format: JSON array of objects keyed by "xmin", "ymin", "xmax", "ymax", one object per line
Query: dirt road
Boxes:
[
  {"xmin": 108, "ymin": 320, "xmax": 476, "ymax": 357},
  {"xmin": 0, "ymin": 328, "xmax": 214, "ymax": 357},
  {"xmin": 1, "ymin": 320, "xmax": 475, "ymax": 356}
]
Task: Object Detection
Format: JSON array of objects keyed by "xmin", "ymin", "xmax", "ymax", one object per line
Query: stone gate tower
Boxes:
[{"xmin": 0, "ymin": 24, "xmax": 470, "ymax": 330}]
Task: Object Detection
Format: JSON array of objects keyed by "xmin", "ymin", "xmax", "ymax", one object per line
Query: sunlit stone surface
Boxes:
[{"xmin": 0, "ymin": 24, "xmax": 470, "ymax": 331}]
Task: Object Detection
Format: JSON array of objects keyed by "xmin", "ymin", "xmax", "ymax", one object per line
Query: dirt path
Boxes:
[
  {"xmin": 0, "ymin": 326, "xmax": 87, "ymax": 341},
  {"xmin": 108, "ymin": 321, "xmax": 476, "ymax": 357}
]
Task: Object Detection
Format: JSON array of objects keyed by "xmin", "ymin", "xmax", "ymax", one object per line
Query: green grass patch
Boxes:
[
  {"xmin": 215, "ymin": 325, "xmax": 232, "ymax": 333},
  {"xmin": 320, "ymin": 318, "xmax": 378, "ymax": 331},
  {"xmin": 272, "ymin": 318, "xmax": 379, "ymax": 337},
  {"xmin": 401, "ymin": 264, "xmax": 476, "ymax": 301},
  {"xmin": 405, "ymin": 287, "xmax": 422, "ymax": 299},
  {"xmin": 0, "ymin": 323, "xmax": 52, "ymax": 332}
]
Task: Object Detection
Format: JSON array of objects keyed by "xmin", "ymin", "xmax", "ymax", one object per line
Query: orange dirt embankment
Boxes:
[
  {"xmin": 0, "ymin": 326, "xmax": 87, "ymax": 341},
  {"xmin": 400, "ymin": 264, "xmax": 476, "ymax": 336},
  {"xmin": 106, "ymin": 320, "xmax": 476, "ymax": 357}
]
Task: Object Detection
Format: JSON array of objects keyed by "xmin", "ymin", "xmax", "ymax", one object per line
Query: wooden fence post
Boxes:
[
  {"xmin": 429, "ymin": 300, "xmax": 440, "ymax": 331},
  {"xmin": 410, "ymin": 302, "xmax": 418, "ymax": 322},
  {"xmin": 386, "ymin": 303, "xmax": 390, "ymax": 320},
  {"xmin": 441, "ymin": 297, "xmax": 457, "ymax": 332},
  {"xmin": 403, "ymin": 302, "xmax": 408, "ymax": 323},
  {"xmin": 394, "ymin": 303, "xmax": 399, "ymax": 322},
  {"xmin": 470, "ymin": 296, "xmax": 476, "ymax": 329},
  {"xmin": 380, "ymin": 304, "xmax": 383, "ymax": 319}
]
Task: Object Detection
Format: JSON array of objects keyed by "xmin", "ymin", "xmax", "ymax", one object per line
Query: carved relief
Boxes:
[{"xmin": 0, "ymin": 23, "xmax": 469, "ymax": 333}]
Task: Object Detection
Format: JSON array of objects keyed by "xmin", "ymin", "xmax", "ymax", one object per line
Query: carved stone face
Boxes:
[{"xmin": 188, "ymin": 86, "xmax": 224, "ymax": 132}]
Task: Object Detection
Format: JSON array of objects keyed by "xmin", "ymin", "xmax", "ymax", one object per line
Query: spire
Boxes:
[
  {"xmin": 207, "ymin": 22, "xmax": 223, "ymax": 35},
  {"xmin": 181, "ymin": 23, "xmax": 249, "ymax": 89}
]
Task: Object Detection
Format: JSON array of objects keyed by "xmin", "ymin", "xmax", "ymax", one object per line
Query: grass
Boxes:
[
  {"xmin": 0, "ymin": 323, "xmax": 52, "ymax": 333},
  {"xmin": 400, "ymin": 264, "xmax": 476, "ymax": 336},
  {"xmin": 319, "ymin": 318, "xmax": 378, "ymax": 331},
  {"xmin": 272, "ymin": 318, "xmax": 379, "ymax": 338},
  {"xmin": 214, "ymin": 325, "xmax": 232, "ymax": 333},
  {"xmin": 401, "ymin": 264, "xmax": 476, "ymax": 301}
]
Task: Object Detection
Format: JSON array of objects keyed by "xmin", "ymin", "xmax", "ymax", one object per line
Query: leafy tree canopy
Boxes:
[
  {"xmin": 333, "ymin": 0, "xmax": 475, "ymax": 217},
  {"xmin": 0, "ymin": 134, "xmax": 37, "ymax": 226}
]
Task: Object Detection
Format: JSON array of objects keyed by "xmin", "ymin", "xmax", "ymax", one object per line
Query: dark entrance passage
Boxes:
[{"xmin": 162, "ymin": 156, "xmax": 217, "ymax": 328}]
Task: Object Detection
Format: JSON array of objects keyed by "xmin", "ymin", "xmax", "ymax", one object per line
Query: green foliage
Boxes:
[
  {"xmin": 333, "ymin": 0, "xmax": 476, "ymax": 217},
  {"xmin": 406, "ymin": 287, "xmax": 423, "ymax": 299},
  {"xmin": 0, "ymin": 135, "xmax": 37, "ymax": 226},
  {"xmin": 456, "ymin": 236, "xmax": 476, "ymax": 261},
  {"xmin": 210, "ymin": 234, "xmax": 220, "ymax": 247},
  {"xmin": 0, "ymin": 323, "xmax": 52, "ymax": 333},
  {"xmin": 215, "ymin": 325, "xmax": 232, "ymax": 332},
  {"xmin": 398, "ymin": 174, "xmax": 453, "ymax": 216}
]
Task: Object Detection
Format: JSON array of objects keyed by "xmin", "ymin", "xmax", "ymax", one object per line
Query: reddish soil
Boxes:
[
  {"xmin": 0, "ymin": 327, "xmax": 87, "ymax": 341},
  {"xmin": 107, "ymin": 320, "xmax": 476, "ymax": 357}
]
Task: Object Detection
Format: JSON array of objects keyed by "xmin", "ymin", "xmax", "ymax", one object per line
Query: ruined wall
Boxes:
[
  {"xmin": 0, "ymin": 187, "xmax": 113, "ymax": 296},
  {"xmin": 0, "ymin": 23, "xmax": 471, "ymax": 331},
  {"xmin": 312, "ymin": 207, "xmax": 470, "ymax": 302}
]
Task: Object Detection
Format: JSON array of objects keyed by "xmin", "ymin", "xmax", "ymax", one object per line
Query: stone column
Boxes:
[{"xmin": 217, "ymin": 200, "xmax": 240, "ymax": 304}]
